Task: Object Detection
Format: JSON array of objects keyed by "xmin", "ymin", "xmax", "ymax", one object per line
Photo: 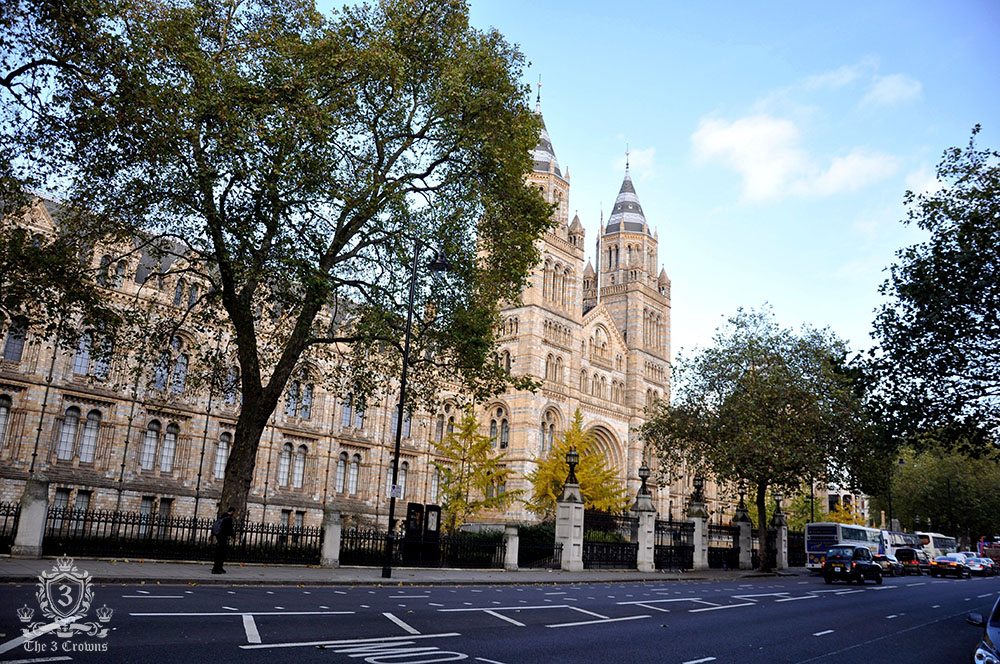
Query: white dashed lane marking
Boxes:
[{"xmin": 814, "ymin": 630, "xmax": 834, "ymax": 637}]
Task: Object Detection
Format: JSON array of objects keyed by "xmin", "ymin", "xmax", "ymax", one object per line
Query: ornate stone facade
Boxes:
[{"xmin": 0, "ymin": 104, "xmax": 730, "ymax": 529}]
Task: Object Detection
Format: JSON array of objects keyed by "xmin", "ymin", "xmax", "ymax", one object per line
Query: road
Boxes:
[{"xmin": 1, "ymin": 572, "xmax": 997, "ymax": 663}]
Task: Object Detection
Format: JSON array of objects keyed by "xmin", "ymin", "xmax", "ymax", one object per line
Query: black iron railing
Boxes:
[
  {"xmin": 583, "ymin": 510, "xmax": 638, "ymax": 570},
  {"xmin": 654, "ymin": 519, "xmax": 694, "ymax": 570},
  {"xmin": 42, "ymin": 508, "xmax": 322, "ymax": 564},
  {"xmin": 788, "ymin": 530, "xmax": 805, "ymax": 567},
  {"xmin": 707, "ymin": 523, "xmax": 740, "ymax": 569},
  {"xmin": 339, "ymin": 528, "xmax": 506, "ymax": 569},
  {"xmin": 518, "ymin": 542, "xmax": 562, "ymax": 569},
  {"xmin": 0, "ymin": 502, "xmax": 20, "ymax": 555}
]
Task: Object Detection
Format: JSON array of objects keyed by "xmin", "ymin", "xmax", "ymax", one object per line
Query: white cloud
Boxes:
[
  {"xmin": 613, "ymin": 147, "xmax": 656, "ymax": 180},
  {"xmin": 904, "ymin": 166, "xmax": 942, "ymax": 196},
  {"xmin": 862, "ymin": 73, "xmax": 922, "ymax": 107},
  {"xmin": 692, "ymin": 115, "xmax": 899, "ymax": 201},
  {"xmin": 802, "ymin": 63, "xmax": 867, "ymax": 90},
  {"xmin": 794, "ymin": 149, "xmax": 899, "ymax": 197},
  {"xmin": 692, "ymin": 115, "xmax": 805, "ymax": 201}
]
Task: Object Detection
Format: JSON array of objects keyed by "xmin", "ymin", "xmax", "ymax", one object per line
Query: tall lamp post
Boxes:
[
  {"xmin": 887, "ymin": 457, "xmax": 904, "ymax": 529},
  {"xmin": 382, "ymin": 243, "xmax": 451, "ymax": 579}
]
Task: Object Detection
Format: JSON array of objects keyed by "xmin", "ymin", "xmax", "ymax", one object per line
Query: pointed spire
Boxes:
[
  {"xmin": 530, "ymin": 76, "xmax": 560, "ymax": 176},
  {"xmin": 605, "ymin": 163, "xmax": 649, "ymax": 235},
  {"xmin": 535, "ymin": 75, "xmax": 541, "ymax": 113}
]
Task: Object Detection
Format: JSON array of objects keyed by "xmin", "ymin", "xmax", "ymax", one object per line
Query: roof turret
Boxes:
[
  {"xmin": 569, "ymin": 213, "xmax": 584, "ymax": 234},
  {"xmin": 604, "ymin": 165, "xmax": 649, "ymax": 235},
  {"xmin": 531, "ymin": 83, "xmax": 561, "ymax": 177},
  {"xmin": 583, "ymin": 260, "xmax": 595, "ymax": 278}
]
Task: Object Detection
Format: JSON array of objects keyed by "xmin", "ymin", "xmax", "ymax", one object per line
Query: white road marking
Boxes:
[
  {"xmin": 813, "ymin": 630, "xmax": 834, "ymax": 636},
  {"xmin": 383, "ymin": 612, "xmax": 421, "ymax": 635},
  {"xmin": 2, "ymin": 657, "xmax": 73, "ymax": 664},
  {"xmin": 886, "ymin": 615, "xmax": 897, "ymax": 619},
  {"xmin": 429, "ymin": 603, "xmax": 444, "ymax": 607},
  {"xmin": 545, "ymin": 592, "xmax": 566, "ymax": 595},
  {"xmin": 932, "ymin": 605, "xmax": 941, "ymax": 608},
  {"xmin": 484, "ymin": 610, "xmax": 524, "ymax": 626},
  {"xmin": 136, "ymin": 589, "xmax": 150, "ymax": 594},
  {"xmin": 978, "ymin": 594, "xmax": 993, "ymax": 598},
  {"xmin": 569, "ymin": 607, "xmax": 609, "ymax": 619},
  {"xmin": 775, "ymin": 595, "xmax": 819, "ymax": 602},
  {"xmin": 130, "ymin": 610, "xmax": 353, "ymax": 616},
  {"xmin": 391, "ymin": 595, "xmax": 430, "ymax": 599},
  {"xmin": 441, "ymin": 605, "xmax": 568, "ymax": 613},
  {"xmin": 0, "ymin": 618, "xmax": 78, "ymax": 654},
  {"xmin": 633, "ymin": 603, "xmax": 672, "ymax": 613},
  {"xmin": 906, "ymin": 582, "xmax": 925, "ymax": 587},
  {"xmin": 476, "ymin": 658, "xmax": 507, "ymax": 664},
  {"xmin": 223, "ymin": 606, "xmax": 239, "ymax": 611},
  {"xmin": 241, "ymin": 632, "xmax": 461, "ymax": 650},
  {"xmin": 547, "ymin": 615, "xmax": 650, "ymax": 628},
  {"xmin": 320, "ymin": 605, "xmax": 329, "ymax": 609},
  {"xmin": 243, "ymin": 614, "xmax": 261, "ymax": 644},
  {"xmin": 682, "ymin": 658, "xmax": 717, "ymax": 664},
  {"xmin": 275, "ymin": 606, "xmax": 285, "ymax": 610},
  {"xmin": 689, "ymin": 603, "xmax": 755, "ymax": 613},
  {"xmin": 618, "ymin": 598, "xmax": 704, "ymax": 605},
  {"xmin": 834, "ymin": 590, "xmax": 864, "ymax": 596},
  {"xmin": 122, "ymin": 595, "xmax": 184, "ymax": 598},
  {"xmin": 334, "ymin": 591, "xmax": 346, "ymax": 595}
]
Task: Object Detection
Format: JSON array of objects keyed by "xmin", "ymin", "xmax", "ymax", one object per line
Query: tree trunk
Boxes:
[
  {"xmin": 218, "ymin": 393, "xmax": 271, "ymax": 519},
  {"xmin": 757, "ymin": 480, "xmax": 769, "ymax": 572}
]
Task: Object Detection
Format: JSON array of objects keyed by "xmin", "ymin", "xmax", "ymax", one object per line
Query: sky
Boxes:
[{"xmin": 466, "ymin": 0, "xmax": 1000, "ymax": 360}]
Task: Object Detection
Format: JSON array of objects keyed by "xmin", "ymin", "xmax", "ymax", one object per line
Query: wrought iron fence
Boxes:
[
  {"xmin": 707, "ymin": 524, "xmax": 740, "ymax": 569},
  {"xmin": 0, "ymin": 502, "xmax": 20, "ymax": 555},
  {"xmin": 788, "ymin": 530, "xmax": 805, "ymax": 567},
  {"xmin": 518, "ymin": 542, "xmax": 562, "ymax": 569},
  {"xmin": 583, "ymin": 510, "xmax": 639, "ymax": 569},
  {"xmin": 42, "ymin": 508, "xmax": 322, "ymax": 564},
  {"xmin": 654, "ymin": 519, "xmax": 694, "ymax": 570},
  {"xmin": 338, "ymin": 529, "xmax": 506, "ymax": 569}
]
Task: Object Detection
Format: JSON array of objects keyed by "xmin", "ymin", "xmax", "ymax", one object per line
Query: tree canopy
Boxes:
[
  {"xmin": 641, "ymin": 307, "xmax": 871, "ymax": 570},
  {"xmin": 431, "ymin": 406, "xmax": 519, "ymax": 533},
  {"xmin": 872, "ymin": 126, "xmax": 1000, "ymax": 452},
  {"xmin": 526, "ymin": 410, "xmax": 630, "ymax": 516},
  {"xmin": 1, "ymin": 0, "xmax": 553, "ymax": 515}
]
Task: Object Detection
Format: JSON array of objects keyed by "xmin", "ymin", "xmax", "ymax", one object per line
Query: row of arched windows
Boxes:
[
  {"xmin": 139, "ymin": 419, "xmax": 180, "ymax": 472},
  {"xmin": 643, "ymin": 308, "xmax": 665, "ymax": 351},
  {"xmin": 645, "ymin": 388, "xmax": 662, "ymax": 407},
  {"xmin": 543, "ymin": 320, "xmax": 572, "ymax": 347},
  {"xmin": 489, "ymin": 406, "xmax": 509, "ymax": 449},
  {"xmin": 603, "ymin": 243, "xmax": 656, "ymax": 272},
  {"xmin": 500, "ymin": 316, "xmax": 519, "ymax": 337},
  {"xmin": 542, "ymin": 259, "xmax": 573, "ymax": 308},
  {"xmin": 277, "ymin": 443, "xmax": 308, "ymax": 488},
  {"xmin": 72, "ymin": 331, "xmax": 113, "ymax": 380},
  {"xmin": 55, "ymin": 406, "xmax": 102, "ymax": 462},
  {"xmin": 544, "ymin": 354, "xmax": 564, "ymax": 383},
  {"xmin": 153, "ymin": 336, "xmax": 189, "ymax": 393},
  {"xmin": 645, "ymin": 360, "xmax": 666, "ymax": 384}
]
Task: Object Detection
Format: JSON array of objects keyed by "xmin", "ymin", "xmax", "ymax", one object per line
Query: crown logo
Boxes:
[
  {"xmin": 96, "ymin": 605, "xmax": 114, "ymax": 622},
  {"xmin": 54, "ymin": 555, "xmax": 78, "ymax": 573},
  {"xmin": 17, "ymin": 605, "xmax": 34, "ymax": 622}
]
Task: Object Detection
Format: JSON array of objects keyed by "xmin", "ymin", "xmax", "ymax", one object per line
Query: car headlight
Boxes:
[{"xmin": 975, "ymin": 642, "xmax": 1000, "ymax": 664}]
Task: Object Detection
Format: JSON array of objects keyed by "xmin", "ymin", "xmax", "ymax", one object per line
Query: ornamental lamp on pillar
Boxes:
[
  {"xmin": 565, "ymin": 448, "xmax": 579, "ymax": 486},
  {"xmin": 692, "ymin": 475, "xmax": 704, "ymax": 503},
  {"xmin": 638, "ymin": 463, "xmax": 650, "ymax": 496},
  {"xmin": 774, "ymin": 491, "xmax": 784, "ymax": 515}
]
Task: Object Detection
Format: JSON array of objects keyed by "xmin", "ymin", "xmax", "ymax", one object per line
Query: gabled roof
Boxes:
[
  {"xmin": 569, "ymin": 214, "xmax": 584, "ymax": 234},
  {"xmin": 583, "ymin": 260, "xmax": 595, "ymax": 278}
]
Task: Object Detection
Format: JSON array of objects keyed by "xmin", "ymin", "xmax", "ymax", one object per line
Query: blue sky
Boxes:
[{"xmin": 467, "ymin": 0, "xmax": 1000, "ymax": 359}]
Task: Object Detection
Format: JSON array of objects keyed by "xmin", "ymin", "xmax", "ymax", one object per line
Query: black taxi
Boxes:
[{"xmin": 822, "ymin": 545, "xmax": 883, "ymax": 585}]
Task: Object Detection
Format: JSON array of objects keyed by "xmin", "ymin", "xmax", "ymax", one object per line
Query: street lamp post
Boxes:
[
  {"xmin": 381, "ymin": 243, "xmax": 450, "ymax": 580},
  {"xmin": 888, "ymin": 457, "xmax": 904, "ymax": 529}
]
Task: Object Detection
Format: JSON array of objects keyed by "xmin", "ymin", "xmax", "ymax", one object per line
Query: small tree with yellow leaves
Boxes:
[
  {"xmin": 526, "ymin": 410, "xmax": 629, "ymax": 517},
  {"xmin": 432, "ymin": 406, "xmax": 520, "ymax": 534},
  {"xmin": 825, "ymin": 500, "xmax": 867, "ymax": 526}
]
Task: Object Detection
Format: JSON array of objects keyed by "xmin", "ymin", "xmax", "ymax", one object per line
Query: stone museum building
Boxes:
[{"xmin": 0, "ymin": 102, "xmax": 732, "ymax": 529}]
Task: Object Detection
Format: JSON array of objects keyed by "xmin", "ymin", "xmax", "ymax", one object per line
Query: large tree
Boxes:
[
  {"xmin": 641, "ymin": 308, "xmax": 870, "ymax": 570},
  {"xmin": 431, "ymin": 406, "xmax": 519, "ymax": 534},
  {"xmin": 4, "ymin": 0, "xmax": 552, "ymax": 515},
  {"xmin": 872, "ymin": 126, "xmax": 1000, "ymax": 452},
  {"xmin": 526, "ymin": 410, "xmax": 630, "ymax": 517}
]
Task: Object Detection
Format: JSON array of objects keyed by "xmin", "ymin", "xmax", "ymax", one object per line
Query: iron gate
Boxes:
[
  {"xmin": 707, "ymin": 524, "xmax": 741, "ymax": 569},
  {"xmin": 654, "ymin": 519, "xmax": 694, "ymax": 570},
  {"xmin": 583, "ymin": 510, "xmax": 638, "ymax": 569}
]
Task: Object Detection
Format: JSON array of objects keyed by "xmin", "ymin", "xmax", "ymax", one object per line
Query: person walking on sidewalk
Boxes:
[{"xmin": 211, "ymin": 507, "xmax": 236, "ymax": 574}]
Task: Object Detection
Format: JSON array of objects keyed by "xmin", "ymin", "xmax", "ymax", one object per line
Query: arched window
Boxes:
[
  {"xmin": 385, "ymin": 460, "xmax": 396, "ymax": 496},
  {"xmin": 579, "ymin": 370, "xmax": 587, "ymax": 393},
  {"xmin": 170, "ymin": 342, "xmax": 188, "ymax": 394},
  {"xmin": 0, "ymin": 395, "xmax": 11, "ymax": 448},
  {"xmin": 335, "ymin": 452, "xmax": 347, "ymax": 492},
  {"xmin": 285, "ymin": 381, "xmax": 300, "ymax": 416},
  {"xmin": 153, "ymin": 352, "xmax": 170, "ymax": 391},
  {"xmin": 292, "ymin": 445, "xmax": 307, "ymax": 488},
  {"xmin": 503, "ymin": 351, "xmax": 511, "ymax": 373},
  {"xmin": 187, "ymin": 283, "xmax": 199, "ymax": 309},
  {"xmin": 391, "ymin": 408, "xmax": 411, "ymax": 439},
  {"xmin": 500, "ymin": 419, "xmax": 509, "ymax": 449},
  {"xmin": 348, "ymin": 454, "xmax": 360, "ymax": 495},
  {"xmin": 489, "ymin": 418, "xmax": 498, "ymax": 445},
  {"xmin": 429, "ymin": 466, "xmax": 440, "ymax": 504},
  {"xmin": 214, "ymin": 432, "xmax": 231, "ymax": 479},
  {"xmin": 56, "ymin": 406, "xmax": 81, "ymax": 460},
  {"xmin": 299, "ymin": 383, "xmax": 313, "ymax": 419},
  {"xmin": 222, "ymin": 366, "xmax": 239, "ymax": 405},
  {"xmin": 277, "ymin": 443, "xmax": 292, "ymax": 486},
  {"xmin": 92, "ymin": 338, "xmax": 112, "ymax": 380},
  {"xmin": 173, "ymin": 279, "xmax": 185, "ymax": 307},
  {"xmin": 540, "ymin": 410, "xmax": 557, "ymax": 455},
  {"xmin": 72, "ymin": 332, "xmax": 92, "ymax": 375},
  {"xmin": 435, "ymin": 414, "xmax": 445, "ymax": 441},
  {"xmin": 97, "ymin": 255, "xmax": 112, "ymax": 286},
  {"xmin": 159, "ymin": 423, "xmax": 178, "ymax": 472},
  {"xmin": 446, "ymin": 416, "xmax": 455, "ymax": 435},
  {"xmin": 399, "ymin": 460, "xmax": 408, "ymax": 499},
  {"xmin": 340, "ymin": 395, "xmax": 353, "ymax": 427},
  {"xmin": 78, "ymin": 410, "xmax": 101, "ymax": 463},
  {"xmin": 555, "ymin": 356, "xmax": 563, "ymax": 383},
  {"xmin": 2, "ymin": 317, "xmax": 27, "ymax": 362},
  {"xmin": 113, "ymin": 262, "xmax": 126, "ymax": 288},
  {"xmin": 545, "ymin": 354, "xmax": 554, "ymax": 381},
  {"xmin": 353, "ymin": 401, "xmax": 365, "ymax": 429},
  {"xmin": 140, "ymin": 420, "xmax": 160, "ymax": 470}
]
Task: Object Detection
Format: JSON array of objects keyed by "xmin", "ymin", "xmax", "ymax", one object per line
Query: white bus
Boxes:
[
  {"xmin": 881, "ymin": 529, "xmax": 922, "ymax": 555},
  {"xmin": 915, "ymin": 531, "xmax": 957, "ymax": 558},
  {"xmin": 804, "ymin": 522, "xmax": 886, "ymax": 569}
]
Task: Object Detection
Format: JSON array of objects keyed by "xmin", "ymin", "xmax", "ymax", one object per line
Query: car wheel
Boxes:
[
  {"xmin": 824, "ymin": 576, "xmax": 832, "ymax": 584},
  {"xmin": 875, "ymin": 570, "xmax": 883, "ymax": 585},
  {"xmin": 889, "ymin": 567, "xmax": 896, "ymax": 577}
]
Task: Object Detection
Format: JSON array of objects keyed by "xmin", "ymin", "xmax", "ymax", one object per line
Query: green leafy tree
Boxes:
[
  {"xmin": 431, "ymin": 406, "xmax": 519, "ymax": 534},
  {"xmin": 2, "ymin": 0, "xmax": 552, "ymax": 515},
  {"xmin": 641, "ymin": 307, "xmax": 871, "ymax": 570},
  {"xmin": 526, "ymin": 410, "xmax": 630, "ymax": 517},
  {"xmin": 873, "ymin": 126, "xmax": 1000, "ymax": 451}
]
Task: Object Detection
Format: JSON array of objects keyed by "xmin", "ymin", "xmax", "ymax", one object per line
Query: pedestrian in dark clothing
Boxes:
[{"xmin": 212, "ymin": 507, "xmax": 236, "ymax": 574}]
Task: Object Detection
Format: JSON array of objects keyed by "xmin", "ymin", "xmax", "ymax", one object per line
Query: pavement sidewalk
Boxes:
[{"xmin": 0, "ymin": 556, "xmax": 812, "ymax": 587}]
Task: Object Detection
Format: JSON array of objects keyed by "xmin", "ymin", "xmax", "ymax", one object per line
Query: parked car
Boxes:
[
  {"xmin": 966, "ymin": 595, "xmax": 999, "ymax": 664},
  {"xmin": 874, "ymin": 553, "xmax": 904, "ymax": 577},
  {"xmin": 967, "ymin": 557, "xmax": 998, "ymax": 577},
  {"xmin": 823, "ymin": 545, "xmax": 883, "ymax": 585},
  {"xmin": 895, "ymin": 547, "xmax": 931, "ymax": 575},
  {"xmin": 931, "ymin": 554, "xmax": 972, "ymax": 578}
]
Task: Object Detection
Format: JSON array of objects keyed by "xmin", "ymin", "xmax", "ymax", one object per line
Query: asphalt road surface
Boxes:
[{"xmin": 1, "ymin": 573, "xmax": 997, "ymax": 663}]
